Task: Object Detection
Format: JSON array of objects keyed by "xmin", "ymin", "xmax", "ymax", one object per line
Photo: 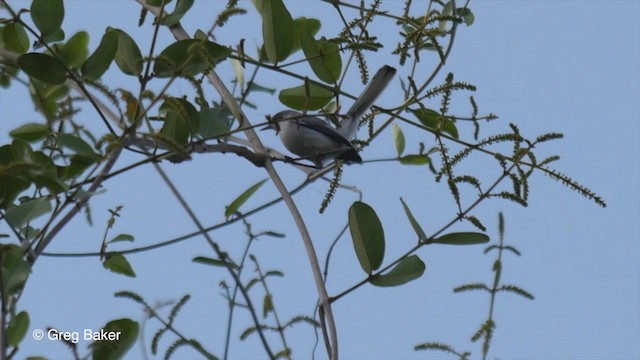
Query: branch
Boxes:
[
  {"xmin": 31, "ymin": 145, "xmax": 123, "ymax": 262},
  {"xmin": 135, "ymin": 1, "xmax": 339, "ymax": 358}
]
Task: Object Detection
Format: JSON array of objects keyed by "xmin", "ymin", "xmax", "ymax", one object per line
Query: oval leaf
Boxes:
[
  {"xmin": 9, "ymin": 123, "xmax": 49, "ymax": 142},
  {"xmin": 392, "ymin": 123, "xmax": 405, "ymax": 156},
  {"xmin": 146, "ymin": 0, "xmax": 173, "ymax": 5},
  {"xmin": 4, "ymin": 197, "xmax": 52, "ymax": 228},
  {"xmin": 59, "ymin": 31, "xmax": 89, "ymax": 68},
  {"xmin": 17, "ymin": 53, "xmax": 67, "ymax": 85},
  {"xmin": 279, "ymin": 82, "xmax": 333, "ymax": 111},
  {"xmin": 2, "ymin": 23, "xmax": 30, "ymax": 54},
  {"xmin": 370, "ymin": 255, "xmax": 426, "ymax": 287},
  {"xmin": 81, "ymin": 30, "xmax": 118, "ymax": 80},
  {"xmin": 110, "ymin": 28, "xmax": 143, "ymax": 76},
  {"xmin": 6, "ymin": 311, "xmax": 29, "ymax": 347},
  {"xmin": 154, "ymin": 39, "xmax": 230, "ymax": 78},
  {"xmin": 225, "ymin": 179, "xmax": 268, "ymax": 218},
  {"xmin": 161, "ymin": 0, "xmax": 194, "ymax": 26},
  {"xmin": 410, "ymin": 108, "xmax": 459, "ymax": 139},
  {"xmin": 159, "ymin": 98, "xmax": 199, "ymax": 145},
  {"xmin": 31, "ymin": 0, "xmax": 64, "ymax": 38},
  {"xmin": 349, "ymin": 201, "xmax": 385, "ymax": 274},
  {"xmin": 198, "ymin": 106, "xmax": 232, "ymax": 139},
  {"xmin": 258, "ymin": 16, "xmax": 321, "ymax": 62},
  {"xmin": 457, "ymin": 8, "xmax": 475, "ymax": 26},
  {"xmin": 57, "ymin": 133, "xmax": 101, "ymax": 160},
  {"xmin": 300, "ymin": 29, "xmax": 341, "ymax": 83},
  {"xmin": 256, "ymin": 0, "xmax": 294, "ymax": 63},
  {"xmin": 91, "ymin": 319, "xmax": 139, "ymax": 360},
  {"xmin": 0, "ymin": 245, "xmax": 31, "ymax": 294},
  {"xmin": 103, "ymin": 254, "xmax": 136, "ymax": 277},
  {"xmin": 399, "ymin": 154, "xmax": 430, "ymax": 165},
  {"xmin": 40, "ymin": 28, "xmax": 65, "ymax": 45},
  {"xmin": 292, "ymin": 17, "xmax": 321, "ymax": 54},
  {"xmin": 160, "ymin": 111, "xmax": 189, "ymax": 145},
  {"xmin": 433, "ymin": 232, "xmax": 490, "ymax": 245},
  {"xmin": 192, "ymin": 256, "xmax": 234, "ymax": 268},
  {"xmin": 108, "ymin": 234, "xmax": 135, "ymax": 243},
  {"xmin": 400, "ymin": 198, "xmax": 427, "ymax": 242}
]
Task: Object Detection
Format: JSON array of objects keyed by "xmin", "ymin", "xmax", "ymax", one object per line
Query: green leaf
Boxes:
[
  {"xmin": 57, "ymin": 133, "xmax": 101, "ymax": 160},
  {"xmin": 160, "ymin": 0, "xmax": 194, "ymax": 26},
  {"xmin": 433, "ymin": 232, "xmax": 490, "ymax": 245},
  {"xmin": 2, "ymin": 23, "xmax": 30, "ymax": 54},
  {"xmin": 27, "ymin": 80, "xmax": 69, "ymax": 119},
  {"xmin": 291, "ymin": 17, "xmax": 321, "ymax": 54},
  {"xmin": 103, "ymin": 254, "xmax": 136, "ymax": 277},
  {"xmin": 279, "ymin": 81, "xmax": 333, "ymax": 111},
  {"xmin": 247, "ymin": 82, "xmax": 276, "ymax": 95},
  {"xmin": 263, "ymin": 293, "xmax": 273, "ymax": 318},
  {"xmin": 193, "ymin": 256, "xmax": 228, "ymax": 267},
  {"xmin": 399, "ymin": 154, "xmax": 430, "ymax": 165},
  {"xmin": 160, "ymin": 98, "xmax": 199, "ymax": 145},
  {"xmin": 6, "ymin": 311, "xmax": 29, "ymax": 347},
  {"xmin": 110, "ymin": 28, "xmax": 143, "ymax": 76},
  {"xmin": 160, "ymin": 111, "xmax": 189, "ymax": 145},
  {"xmin": 9, "ymin": 123, "xmax": 49, "ymax": 142},
  {"xmin": 349, "ymin": 201, "xmax": 385, "ymax": 274},
  {"xmin": 300, "ymin": 29, "xmax": 341, "ymax": 83},
  {"xmin": 108, "ymin": 234, "xmax": 135, "ymax": 243},
  {"xmin": 0, "ymin": 245, "xmax": 31, "ymax": 294},
  {"xmin": 60, "ymin": 154, "xmax": 97, "ymax": 180},
  {"xmin": 392, "ymin": 123, "xmax": 405, "ymax": 156},
  {"xmin": 59, "ymin": 31, "xmax": 89, "ymax": 68},
  {"xmin": 457, "ymin": 8, "xmax": 475, "ymax": 26},
  {"xmin": 400, "ymin": 198, "xmax": 427, "ymax": 242},
  {"xmin": 260, "ymin": 17, "xmax": 320, "ymax": 61},
  {"xmin": 153, "ymin": 39, "xmax": 230, "ymax": 78},
  {"xmin": 370, "ymin": 255, "xmax": 426, "ymax": 287},
  {"xmin": 0, "ymin": 175, "xmax": 31, "ymax": 209},
  {"xmin": 0, "ymin": 143, "xmax": 34, "ymax": 207},
  {"xmin": 198, "ymin": 106, "xmax": 232, "ymax": 139},
  {"xmin": 410, "ymin": 108, "xmax": 459, "ymax": 139},
  {"xmin": 81, "ymin": 30, "xmax": 119, "ymax": 81},
  {"xmin": 225, "ymin": 179, "xmax": 268, "ymax": 218},
  {"xmin": 34, "ymin": 175, "xmax": 67, "ymax": 195},
  {"xmin": 17, "ymin": 53, "xmax": 67, "ymax": 85},
  {"xmin": 255, "ymin": 0, "xmax": 294, "ymax": 63},
  {"xmin": 41, "ymin": 28, "xmax": 65, "ymax": 45},
  {"xmin": 10, "ymin": 137, "xmax": 34, "ymax": 161},
  {"xmin": 231, "ymin": 58, "xmax": 244, "ymax": 90},
  {"xmin": 31, "ymin": 0, "xmax": 64, "ymax": 38},
  {"xmin": 91, "ymin": 319, "xmax": 139, "ymax": 360},
  {"xmin": 439, "ymin": 1, "xmax": 454, "ymax": 33},
  {"xmin": 146, "ymin": 0, "xmax": 173, "ymax": 5},
  {"xmin": 163, "ymin": 98, "xmax": 200, "ymax": 133},
  {"xmin": 4, "ymin": 197, "xmax": 52, "ymax": 228}
]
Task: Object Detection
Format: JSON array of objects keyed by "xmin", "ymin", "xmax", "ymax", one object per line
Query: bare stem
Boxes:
[{"xmin": 136, "ymin": 1, "xmax": 339, "ymax": 357}]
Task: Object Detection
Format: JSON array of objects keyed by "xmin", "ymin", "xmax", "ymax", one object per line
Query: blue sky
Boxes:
[{"xmin": 0, "ymin": 1, "xmax": 638, "ymax": 359}]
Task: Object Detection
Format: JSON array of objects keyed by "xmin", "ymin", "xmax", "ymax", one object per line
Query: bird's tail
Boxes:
[{"xmin": 340, "ymin": 65, "xmax": 397, "ymax": 139}]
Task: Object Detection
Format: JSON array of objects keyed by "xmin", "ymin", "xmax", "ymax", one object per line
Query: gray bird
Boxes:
[{"xmin": 264, "ymin": 65, "xmax": 397, "ymax": 168}]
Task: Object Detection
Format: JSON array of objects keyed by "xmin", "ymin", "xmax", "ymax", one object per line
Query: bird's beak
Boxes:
[{"xmin": 262, "ymin": 115, "xmax": 278, "ymax": 133}]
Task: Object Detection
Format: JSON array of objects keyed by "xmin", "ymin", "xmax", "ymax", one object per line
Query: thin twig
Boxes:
[{"xmin": 136, "ymin": 1, "xmax": 339, "ymax": 358}]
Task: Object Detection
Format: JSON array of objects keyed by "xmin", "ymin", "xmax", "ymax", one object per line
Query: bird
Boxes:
[{"xmin": 264, "ymin": 65, "xmax": 396, "ymax": 169}]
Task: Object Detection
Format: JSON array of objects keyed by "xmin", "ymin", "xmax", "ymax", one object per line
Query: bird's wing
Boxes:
[{"xmin": 298, "ymin": 117, "xmax": 354, "ymax": 148}]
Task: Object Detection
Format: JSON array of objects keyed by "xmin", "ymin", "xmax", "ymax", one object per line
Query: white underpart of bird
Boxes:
[{"xmin": 265, "ymin": 65, "xmax": 397, "ymax": 168}]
